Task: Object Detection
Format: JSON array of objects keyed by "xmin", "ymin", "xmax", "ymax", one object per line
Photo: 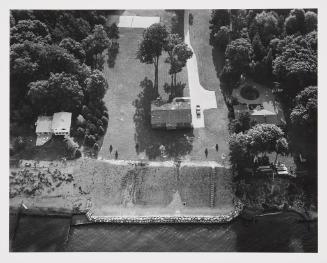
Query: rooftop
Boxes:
[{"xmin": 52, "ymin": 112, "xmax": 72, "ymax": 133}]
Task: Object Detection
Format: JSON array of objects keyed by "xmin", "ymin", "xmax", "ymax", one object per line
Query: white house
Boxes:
[{"xmin": 35, "ymin": 112, "xmax": 72, "ymax": 146}]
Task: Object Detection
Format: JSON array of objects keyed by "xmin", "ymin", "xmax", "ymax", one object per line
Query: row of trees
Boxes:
[
  {"xmin": 210, "ymin": 9, "xmax": 317, "ymax": 96},
  {"xmin": 10, "ymin": 11, "xmax": 117, "ymax": 152},
  {"xmin": 137, "ymin": 23, "xmax": 193, "ymax": 98},
  {"xmin": 229, "ymin": 123, "xmax": 288, "ymax": 172},
  {"xmin": 210, "ymin": 9, "xmax": 317, "ymax": 170}
]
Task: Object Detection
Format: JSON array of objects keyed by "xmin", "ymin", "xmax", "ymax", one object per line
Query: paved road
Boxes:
[{"xmin": 184, "ymin": 10, "xmax": 218, "ymax": 128}]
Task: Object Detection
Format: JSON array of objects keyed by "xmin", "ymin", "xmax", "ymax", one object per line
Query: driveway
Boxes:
[{"xmin": 184, "ymin": 10, "xmax": 218, "ymax": 128}]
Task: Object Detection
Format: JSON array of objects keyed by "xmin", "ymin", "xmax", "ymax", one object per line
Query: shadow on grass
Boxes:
[
  {"xmin": 165, "ymin": 10, "xmax": 185, "ymax": 38},
  {"xmin": 133, "ymin": 77, "xmax": 194, "ymax": 160}
]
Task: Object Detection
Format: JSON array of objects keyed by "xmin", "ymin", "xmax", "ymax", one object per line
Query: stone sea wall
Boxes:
[{"xmin": 85, "ymin": 200, "xmax": 244, "ymax": 224}]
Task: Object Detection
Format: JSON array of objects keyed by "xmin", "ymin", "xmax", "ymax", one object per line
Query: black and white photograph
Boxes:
[{"xmin": 3, "ymin": 0, "xmax": 324, "ymax": 259}]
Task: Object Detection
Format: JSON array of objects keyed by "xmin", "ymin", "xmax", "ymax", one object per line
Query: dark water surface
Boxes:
[{"xmin": 11, "ymin": 213, "xmax": 317, "ymax": 252}]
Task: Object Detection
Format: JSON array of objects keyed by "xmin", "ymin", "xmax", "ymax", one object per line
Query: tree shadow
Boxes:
[
  {"xmin": 107, "ymin": 41, "xmax": 119, "ymax": 68},
  {"xmin": 133, "ymin": 77, "xmax": 194, "ymax": 160},
  {"xmin": 163, "ymin": 82, "xmax": 186, "ymax": 102},
  {"xmin": 166, "ymin": 10, "xmax": 185, "ymax": 38}
]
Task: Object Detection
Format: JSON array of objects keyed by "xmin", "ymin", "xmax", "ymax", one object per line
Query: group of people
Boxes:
[{"xmin": 109, "ymin": 143, "xmax": 219, "ymax": 160}]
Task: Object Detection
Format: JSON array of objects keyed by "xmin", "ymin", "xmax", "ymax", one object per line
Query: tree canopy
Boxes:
[{"xmin": 137, "ymin": 23, "xmax": 169, "ymax": 97}]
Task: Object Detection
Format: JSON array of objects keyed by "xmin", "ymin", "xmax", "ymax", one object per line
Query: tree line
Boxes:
[
  {"xmin": 137, "ymin": 23, "xmax": 193, "ymax": 99},
  {"xmin": 10, "ymin": 10, "xmax": 119, "ymax": 151},
  {"xmin": 209, "ymin": 9, "xmax": 317, "ymax": 171}
]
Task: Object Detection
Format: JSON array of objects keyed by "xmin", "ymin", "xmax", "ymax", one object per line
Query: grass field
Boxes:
[{"xmin": 99, "ymin": 10, "xmax": 190, "ymax": 161}]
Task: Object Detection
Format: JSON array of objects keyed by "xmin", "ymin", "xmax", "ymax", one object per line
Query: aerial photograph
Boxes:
[{"xmin": 9, "ymin": 8, "xmax": 317, "ymax": 253}]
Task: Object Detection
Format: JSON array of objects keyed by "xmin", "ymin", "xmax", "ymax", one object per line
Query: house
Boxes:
[
  {"xmin": 151, "ymin": 97, "xmax": 192, "ymax": 130},
  {"xmin": 51, "ymin": 112, "xmax": 72, "ymax": 135},
  {"xmin": 232, "ymin": 80, "xmax": 285, "ymax": 126},
  {"xmin": 35, "ymin": 112, "xmax": 72, "ymax": 146}
]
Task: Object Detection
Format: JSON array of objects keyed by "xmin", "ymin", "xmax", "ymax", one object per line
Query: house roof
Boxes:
[
  {"xmin": 51, "ymin": 112, "xmax": 72, "ymax": 133},
  {"xmin": 251, "ymin": 108, "xmax": 276, "ymax": 116},
  {"xmin": 35, "ymin": 116, "xmax": 53, "ymax": 133},
  {"xmin": 151, "ymin": 101, "xmax": 192, "ymax": 125}
]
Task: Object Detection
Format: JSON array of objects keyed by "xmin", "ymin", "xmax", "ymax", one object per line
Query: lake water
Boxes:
[{"xmin": 11, "ymin": 213, "xmax": 317, "ymax": 252}]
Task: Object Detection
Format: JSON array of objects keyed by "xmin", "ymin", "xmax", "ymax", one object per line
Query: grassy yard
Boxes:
[
  {"xmin": 99, "ymin": 10, "xmax": 189, "ymax": 161},
  {"xmin": 188, "ymin": 10, "xmax": 230, "ymax": 163}
]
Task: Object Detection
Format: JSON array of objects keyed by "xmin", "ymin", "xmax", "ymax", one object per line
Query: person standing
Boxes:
[
  {"xmin": 215, "ymin": 144, "xmax": 219, "ymax": 152},
  {"xmin": 115, "ymin": 150, "xmax": 118, "ymax": 160},
  {"xmin": 205, "ymin": 148, "xmax": 208, "ymax": 158},
  {"xmin": 109, "ymin": 145, "xmax": 113, "ymax": 154}
]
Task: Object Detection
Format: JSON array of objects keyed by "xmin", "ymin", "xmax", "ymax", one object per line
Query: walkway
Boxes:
[{"xmin": 184, "ymin": 10, "xmax": 218, "ymax": 128}]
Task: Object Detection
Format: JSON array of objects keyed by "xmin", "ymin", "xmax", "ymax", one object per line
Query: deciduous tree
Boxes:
[{"xmin": 137, "ymin": 23, "xmax": 169, "ymax": 97}]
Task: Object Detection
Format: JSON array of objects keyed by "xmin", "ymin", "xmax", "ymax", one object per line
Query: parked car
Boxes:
[{"xmin": 196, "ymin": 105, "xmax": 201, "ymax": 117}]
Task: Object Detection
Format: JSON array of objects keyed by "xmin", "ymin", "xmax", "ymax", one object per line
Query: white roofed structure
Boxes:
[{"xmin": 51, "ymin": 112, "xmax": 72, "ymax": 135}]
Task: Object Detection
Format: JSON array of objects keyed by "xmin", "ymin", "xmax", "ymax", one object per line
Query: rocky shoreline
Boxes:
[{"xmin": 84, "ymin": 199, "xmax": 244, "ymax": 224}]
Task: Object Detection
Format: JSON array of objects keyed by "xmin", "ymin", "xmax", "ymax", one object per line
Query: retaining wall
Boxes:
[{"xmin": 85, "ymin": 199, "xmax": 244, "ymax": 224}]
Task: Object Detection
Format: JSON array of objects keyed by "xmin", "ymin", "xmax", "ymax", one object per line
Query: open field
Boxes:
[
  {"xmin": 10, "ymin": 159, "xmax": 235, "ymax": 217},
  {"xmin": 99, "ymin": 10, "xmax": 230, "ymax": 163},
  {"xmin": 99, "ymin": 10, "xmax": 190, "ymax": 161}
]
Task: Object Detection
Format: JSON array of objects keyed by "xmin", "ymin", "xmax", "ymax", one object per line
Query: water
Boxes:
[{"xmin": 11, "ymin": 213, "xmax": 317, "ymax": 252}]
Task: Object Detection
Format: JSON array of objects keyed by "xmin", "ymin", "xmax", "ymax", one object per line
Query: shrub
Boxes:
[
  {"xmin": 101, "ymin": 116, "xmax": 108, "ymax": 126},
  {"xmin": 87, "ymin": 122, "xmax": 97, "ymax": 134},
  {"xmin": 75, "ymin": 149, "xmax": 82, "ymax": 158},
  {"xmin": 76, "ymin": 127, "xmax": 85, "ymax": 137},
  {"xmin": 98, "ymin": 126, "xmax": 105, "ymax": 135},
  {"xmin": 102, "ymin": 111, "xmax": 109, "ymax": 118},
  {"xmin": 12, "ymin": 136, "xmax": 26, "ymax": 152},
  {"xmin": 93, "ymin": 143, "xmax": 99, "ymax": 151},
  {"xmin": 97, "ymin": 119, "xmax": 103, "ymax": 127}
]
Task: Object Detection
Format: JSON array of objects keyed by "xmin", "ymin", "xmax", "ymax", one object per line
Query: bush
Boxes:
[
  {"xmin": 12, "ymin": 136, "xmax": 26, "ymax": 152},
  {"xmin": 101, "ymin": 116, "xmax": 108, "ymax": 126},
  {"xmin": 93, "ymin": 143, "xmax": 99, "ymax": 151},
  {"xmin": 97, "ymin": 119, "xmax": 103, "ymax": 127},
  {"xmin": 107, "ymin": 42, "xmax": 119, "ymax": 68},
  {"xmin": 76, "ymin": 127, "xmax": 85, "ymax": 137},
  {"xmin": 98, "ymin": 126, "xmax": 105, "ymax": 135},
  {"xmin": 75, "ymin": 149, "xmax": 82, "ymax": 158},
  {"xmin": 102, "ymin": 111, "xmax": 109, "ymax": 118}
]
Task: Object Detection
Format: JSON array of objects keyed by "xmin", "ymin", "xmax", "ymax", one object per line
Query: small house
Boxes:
[
  {"xmin": 35, "ymin": 112, "xmax": 72, "ymax": 146},
  {"xmin": 151, "ymin": 97, "xmax": 192, "ymax": 130}
]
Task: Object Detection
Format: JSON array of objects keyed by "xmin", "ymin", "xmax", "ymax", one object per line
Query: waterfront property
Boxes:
[
  {"xmin": 35, "ymin": 112, "xmax": 72, "ymax": 146},
  {"xmin": 232, "ymin": 80, "xmax": 285, "ymax": 126}
]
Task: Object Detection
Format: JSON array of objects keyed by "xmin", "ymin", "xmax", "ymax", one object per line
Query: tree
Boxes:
[
  {"xmin": 252, "ymin": 33, "xmax": 266, "ymax": 61},
  {"xmin": 254, "ymin": 11, "xmax": 278, "ymax": 45},
  {"xmin": 28, "ymin": 73, "xmax": 84, "ymax": 115},
  {"xmin": 213, "ymin": 26, "xmax": 230, "ymax": 50},
  {"xmin": 82, "ymin": 24, "xmax": 110, "ymax": 69},
  {"xmin": 229, "ymin": 112, "xmax": 253, "ymax": 133},
  {"xmin": 272, "ymin": 34, "xmax": 317, "ymax": 95},
  {"xmin": 59, "ymin": 37, "xmax": 86, "ymax": 62},
  {"xmin": 304, "ymin": 11, "xmax": 317, "ymax": 33},
  {"xmin": 164, "ymin": 33, "xmax": 193, "ymax": 87},
  {"xmin": 84, "ymin": 70, "xmax": 108, "ymax": 103},
  {"xmin": 10, "ymin": 19, "xmax": 52, "ymax": 44},
  {"xmin": 105, "ymin": 23, "xmax": 119, "ymax": 39},
  {"xmin": 285, "ymin": 9, "xmax": 305, "ymax": 35},
  {"xmin": 229, "ymin": 132, "xmax": 252, "ymax": 170},
  {"xmin": 219, "ymin": 59, "xmax": 241, "ymax": 88},
  {"xmin": 137, "ymin": 23, "xmax": 169, "ymax": 97},
  {"xmin": 290, "ymin": 86, "xmax": 317, "ymax": 139},
  {"xmin": 274, "ymin": 137, "xmax": 288, "ymax": 164},
  {"xmin": 225, "ymin": 38, "xmax": 253, "ymax": 74},
  {"xmin": 209, "ymin": 10, "xmax": 231, "ymax": 45},
  {"xmin": 52, "ymin": 12, "xmax": 91, "ymax": 42},
  {"xmin": 246, "ymin": 123, "xmax": 285, "ymax": 156}
]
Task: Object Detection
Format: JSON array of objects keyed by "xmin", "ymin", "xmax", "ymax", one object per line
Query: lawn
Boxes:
[
  {"xmin": 99, "ymin": 10, "xmax": 189, "ymax": 161},
  {"xmin": 188, "ymin": 10, "xmax": 230, "ymax": 163}
]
